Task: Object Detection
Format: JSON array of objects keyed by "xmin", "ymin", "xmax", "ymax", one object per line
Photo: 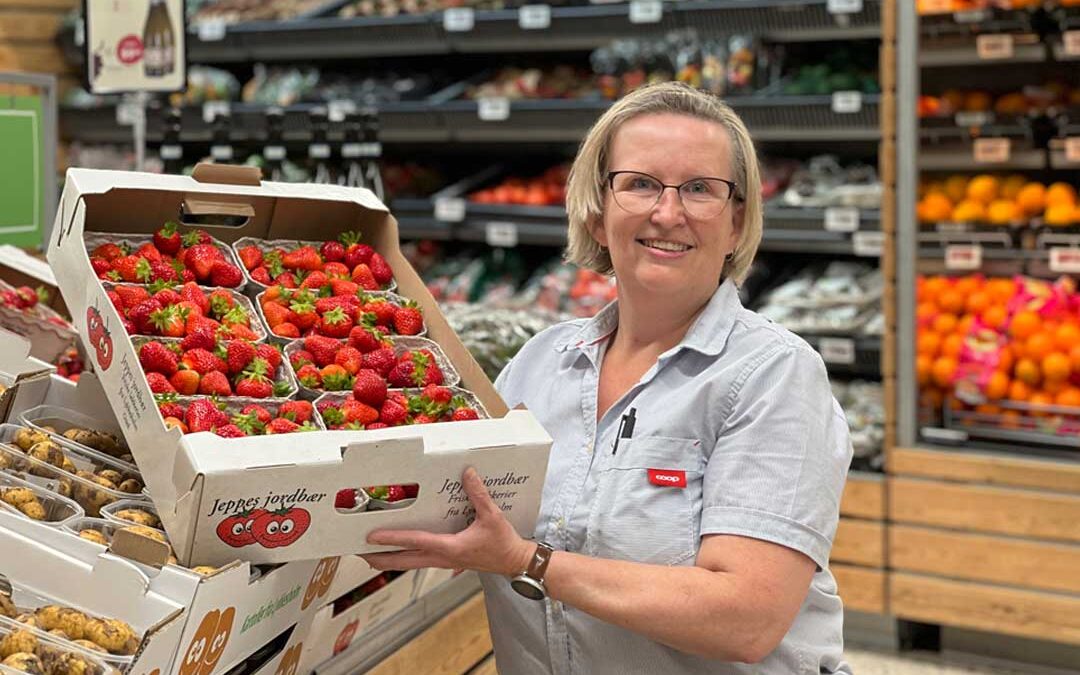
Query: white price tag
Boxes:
[
  {"xmin": 853, "ymin": 231, "xmax": 884, "ymax": 257},
  {"xmin": 945, "ymin": 244, "xmax": 983, "ymax": 271},
  {"xmin": 202, "ymin": 101, "xmax": 230, "ymax": 123},
  {"xmin": 197, "ymin": 18, "xmax": 227, "ymax": 42},
  {"xmin": 819, "ymin": 337, "xmax": 856, "ymax": 365},
  {"xmin": 159, "ymin": 144, "xmax": 183, "ymax": 160},
  {"xmin": 115, "ymin": 102, "xmax": 143, "ymax": 126},
  {"xmin": 629, "ymin": 0, "xmax": 663, "ymax": 24},
  {"xmin": 1065, "ymin": 137, "xmax": 1080, "ymax": 164},
  {"xmin": 328, "ymin": 100, "xmax": 356, "ymax": 123},
  {"xmin": 477, "ymin": 97, "xmax": 511, "ymax": 122},
  {"xmin": 954, "ymin": 9, "xmax": 990, "ymax": 23},
  {"xmin": 443, "ymin": 7, "xmax": 474, "ymax": 32},
  {"xmin": 973, "ymin": 137, "xmax": 1010, "ymax": 164},
  {"xmin": 519, "ymin": 4, "xmax": 551, "ymax": 29},
  {"xmin": 976, "ymin": 34, "xmax": 1014, "ymax": 60},
  {"xmin": 1050, "ymin": 248, "xmax": 1080, "ymax": 274},
  {"xmin": 343, "ymin": 142, "xmax": 382, "ymax": 159},
  {"xmin": 831, "ymin": 91, "xmax": 862, "ymax": 114},
  {"xmin": 936, "ymin": 222, "xmax": 970, "ymax": 233},
  {"xmin": 827, "ymin": 0, "xmax": 862, "ymax": 14},
  {"xmin": 1064, "ymin": 31, "xmax": 1080, "ymax": 57},
  {"xmin": 211, "ymin": 145, "xmax": 234, "ymax": 161},
  {"xmin": 434, "ymin": 197, "xmax": 466, "ymax": 223},
  {"xmin": 485, "ymin": 222, "xmax": 519, "ymax": 248},
  {"xmin": 824, "ymin": 207, "xmax": 860, "ymax": 232},
  {"xmin": 954, "ymin": 111, "xmax": 993, "ymax": 127},
  {"xmin": 308, "ymin": 143, "xmax": 331, "ymax": 159},
  {"xmin": 263, "ymin": 145, "xmax": 286, "ymax": 161}
]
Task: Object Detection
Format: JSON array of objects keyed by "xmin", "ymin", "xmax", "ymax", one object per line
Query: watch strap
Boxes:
[{"xmin": 526, "ymin": 541, "xmax": 554, "ymax": 582}]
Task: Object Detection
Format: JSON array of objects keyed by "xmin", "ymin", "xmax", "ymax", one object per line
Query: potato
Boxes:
[
  {"xmin": 1, "ymin": 487, "xmax": 36, "ymax": 507},
  {"xmin": 191, "ymin": 566, "xmax": 217, "ymax": 576},
  {"xmin": 27, "ymin": 442, "xmax": 67, "ymax": 475},
  {"xmin": 13, "ymin": 428, "xmax": 48, "ymax": 452},
  {"xmin": 78, "ymin": 530, "xmax": 109, "ymax": 546},
  {"xmin": 71, "ymin": 640, "xmax": 104, "ymax": 654},
  {"xmin": 83, "ymin": 618, "xmax": 136, "ymax": 655},
  {"xmin": 17, "ymin": 501, "xmax": 46, "ymax": 521},
  {"xmin": 14, "ymin": 614, "xmax": 37, "ymax": 627},
  {"xmin": 94, "ymin": 470, "xmax": 122, "ymax": 486},
  {"xmin": 43, "ymin": 651, "xmax": 98, "ymax": 675},
  {"xmin": 1, "ymin": 652, "xmax": 44, "ymax": 674},
  {"xmin": 0, "ymin": 630, "xmax": 38, "ymax": 659},
  {"xmin": 115, "ymin": 479, "xmax": 142, "ymax": 495},
  {"xmin": 0, "ymin": 591, "xmax": 16, "ymax": 618},
  {"xmin": 112, "ymin": 509, "xmax": 159, "ymax": 529}
]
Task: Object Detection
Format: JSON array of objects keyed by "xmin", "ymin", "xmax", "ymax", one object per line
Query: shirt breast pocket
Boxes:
[{"xmin": 585, "ymin": 436, "xmax": 705, "ymax": 566}]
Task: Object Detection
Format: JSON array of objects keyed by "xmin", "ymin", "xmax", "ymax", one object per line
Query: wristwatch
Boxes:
[{"xmin": 510, "ymin": 541, "xmax": 554, "ymax": 600}]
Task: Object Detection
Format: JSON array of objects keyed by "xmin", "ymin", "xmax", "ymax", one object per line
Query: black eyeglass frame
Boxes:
[{"xmin": 606, "ymin": 170, "xmax": 743, "ymax": 210}]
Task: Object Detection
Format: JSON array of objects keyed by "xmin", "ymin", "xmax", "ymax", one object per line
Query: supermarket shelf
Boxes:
[
  {"xmin": 802, "ymin": 334, "xmax": 882, "ymax": 378},
  {"xmin": 918, "ymin": 36, "xmax": 1047, "ymax": 67},
  {"xmin": 761, "ymin": 206, "xmax": 882, "ymax": 255},
  {"xmin": 60, "ymin": 1, "xmax": 881, "ymax": 66},
  {"xmin": 59, "ymin": 95, "xmax": 880, "ymax": 146},
  {"xmin": 917, "ymin": 145, "xmax": 1046, "ymax": 171}
]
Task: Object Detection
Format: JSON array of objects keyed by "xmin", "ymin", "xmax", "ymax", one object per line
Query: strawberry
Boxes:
[
  {"xmin": 208, "ymin": 289, "xmax": 235, "ymax": 316},
  {"xmin": 402, "ymin": 483, "xmax": 419, "ymax": 498},
  {"xmin": 230, "ymin": 412, "xmax": 264, "ymax": 436},
  {"xmin": 341, "ymin": 232, "xmax": 374, "ymax": 269},
  {"xmin": 256, "ymin": 344, "xmax": 283, "ymax": 371},
  {"xmin": 182, "ymin": 230, "xmax": 213, "ymax": 248},
  {"xmin": 199, "ymin": 370, "xmax": 232, "ymax": 396},
  {"xmin": 360, "ymin": 298, "xmax": 396, "ymax": 327},
  {"xmin": 92, "ymin": 242, "xmax": 126, "ymax": 261},
  {"xmin": 283, "ymin": 246, "xmax": 323, "ymax": 272},
  {"xmin": 352, "ymin": 369, "xmax": 388, "ymax": 407},
  {"xmin": 179, "ymin": 325, "xmax": 214, "ymax": 352},
  {"xmin": 290, "ymin": 349, "xmax": 315, "ymax": 370},
  {"xmin": 152, "ymin": 288, "xmax": 182, "ymax": 307},
  {"xmin": 335, "ymin": 346, "xmax": 364, "ymax": 375},
  {"xmin": 305, "ymin": 335, "xmax": 342, "ymax": 368},
  {"xmin": 235, "ymin": 359, "xmax": 273, "ymax": 398},
  {"xmin": 121, "ymin": 318, "xmax": 137, "ymax": 334},
  {"xmin": 266, "ymin": 418, "xmax": 300, "ymax": 434},
  {"xmin": 334, "ymin": 488, "xmax": 358, "ymax": 509},
  {"xmin": 318, "ymin": 307, "xmax": 353, "ymax": 339},
  {"xmin": 328, "ymin": 279, "xmax": 358, "ymax": 297},
  {"xmin": 369, "ymin": 253, "xmax": 393, "ymax": 286},
  {"xmin": 180, "ymin": 282, "xmax": 210, "ymax": 315},
  {"xmin": 423, "ymin": 384, "xmax": 453, "ymax": 405},
  {"xmin": 412, "ymin": 413, "xmax": 437, "ymax": 425},
  {"xmin": 366, "ymin": 422, "xmax": 389, "ymax": 430},
  {"xmin": 182, "ymin": 348, "xmax": 228, "ymax": 375},
  {"xmin": 150, "ymin": 306, "xmax": 186, "ymax": 338},
  {"xmin": 379, "ymin": 400, "xmax": 408, "ymax": 427},
  {"xmin": 180, "ymin": 268, "xmax": 197, "ymax": 283},
  {"xmin": 272, "ymin": 322, "xmax": 300, "ymax": 338},
  {"xmin": 290, "ymin": 298, "xmax": 319, "ymax": 332},
  {"xmin": 116, "ymin": 286, "xmax": 151, "ymax": 310},
  {"xmin": 186, "ymin": 398, "xmax": 229, "ymax": 433},
  {"xmin": 392, "ymin": 301, "xmax": 424, "ymax": 336},
  {"xmin": 323, "ymin": 262, "xmax": 351, "ymax": 280},
  {"xmin": 220, "ymin": 306, "xmax": 251, "ymax": 329},
  {"xmin": 274, "ymin": 272, "xmax": 299, "ymax": 289},
  {"xmin": 149, "ymin": 261, "xmax": 178, "ymax": 283},
  {"xmin": 186, "ymin": 244, "xmax": 224, "ymax": 281},
  {"xmin": 239, "ymin": 403, "xmax": 272, "ymax": 423},
  {"xmin": 136, "ymin": 242, "xmax": 163, "ymax": 263},
  {"xmin": 215, "ymin": 424, "xmax": 247, "ymax": 438},
  {"xmin": 320, "ymin": 364, "xmax": 353, "ymax": 391},
  {"xmin": 348, "ymin": 324, "xmax": 388, "ymax": 353},
  {"xmin": 388, "ymin": 360, "xmax": 418, "ymax": 388},
  {"xmin": 251, "ymin": 267, "xmax": 272, "ymax": 285},
  {"xmin": 299, "ymin": 271, "xmax": 329, "ymax": 291},
  {"xmin": 261, "ymin": 301, "xmax": 295, "ymax": 329},
  {"xmin": 157, "ymin": 400, "xmax": 186, "ymax": 420},
  {"xmin": 361, "ymin": 346, "xmax": 396, "ymax": 377},
  {"xmin": 187, "ymin": 313, "xmax": 219, "ymax": 337},
  {"xmin": 225, "ymin": 340, "xmax": 257, "ymax": 375},
  {"xmin": 210, "ymin": 262, "xmax": 243, "ymax": 288},
  {"xmin": 170, "ymin": 369, "xmax": 201, "ymax": 395},
  {"xmin": 107, "ymin": 291, "xmax": 125, "ymax": 315},
  {"xmin": 321, "ymin": 240, "xmax": 345, "ymax": 263},
  {"xmin": 153, "ymin": 221, "xmax": 182, "ymax": 255},
  {"xmin": 314, "ymin": 295, "xmax": 358, "ymax": 316},
  {"xmin": 237, "ymin": 245, "xmax": 264, "ymax": 271},
  {"xmin": 92, "ymin": 258, "xmax": 113, "ymax": 278},
  {"xmin": 351, "ymin": 264, "xmax": 378, "ymax": 291},
  {"xmin": 221, "ymin": 323, "xmax": 260, "ymax": 342},
  {"xmin": 279, "ymin": 400, "xmax": 314, "ymax": 424},
  {"xmin": 146, "ymin": 372, "xmax": 175, "ymax": 394},
  {"xmin": 113, "ymin": 255, "xmax": 142, "ymax": 283},
  {"xmin": 342, "ymin": 400, "xmax": 379, "ymax": 426},
  {"xmin": 296, "ymin": 364, "xmax": 322, "ymax": 388},
  {"xmin": 383, "ymin": 485, "xmax": 407, "ymax": 502},
  {"xmin": 139, "ymin": 341, "xmax": 178, "ymax": 375}
]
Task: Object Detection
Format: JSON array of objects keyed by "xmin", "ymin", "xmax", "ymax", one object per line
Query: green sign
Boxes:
[{"xmin": 0, "ymin": 95, "xmax": 44, "ymax": 248}]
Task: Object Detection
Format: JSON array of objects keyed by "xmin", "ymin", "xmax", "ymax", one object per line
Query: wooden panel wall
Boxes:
[{"xmin": 0, "ymin": 0, "xmax": 79, "ymax": 91}]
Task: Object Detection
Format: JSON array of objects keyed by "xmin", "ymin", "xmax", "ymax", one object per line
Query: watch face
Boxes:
[{"xmin": 511, "ymin": 577, "xmax": 545, "ymax": 601}]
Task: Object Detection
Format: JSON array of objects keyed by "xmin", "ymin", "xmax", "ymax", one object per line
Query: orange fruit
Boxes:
[
  {"xmin": 922, "ymin": 276, "xmax": 950, "ymax": 299},
  {"xmin": 981, "ymin": 305, "xmax": 1008, "ymax": 331},
  {"xmin": 1054, "ymin": 387, "xmax": 1080, "ymax": 408},
  {"xmin": 1043, "ymin": 379, "xmax": 1067, "ymax": 395},
  {"xmin": 995, "ymin": 347, "xmax": 1015, "ymax": 374},
  {"xmin": 1015, "ymin": 357, "xmax": 1041, "ymax": 386},
  {"xmin": 985, "ymin": 371, "xmax": 1009, "ymax": 400},
  {"xmin": 1008, "ymin": 379, "xmax": 1033, "ymax": 402},
  {"xmin": 954, "ymin": 275, "xmax": 983, "ymax": 296},
  {"xmin": 1053, "ymin": 323, "xmax": 1080, "ymax": 352},
  {"xmin": 917, "ymin": 354, "xmax": 933, "ymax": 386},
  {"xmin": 1030, "ymin": 391, "xmax": 1054, "ymax": 416},
  {"xmin": 933, "ymin": 313, "xmax": 958, "ymax": 334},
  {"xmin": 938, "ymin": 289, "xmax": 965, "ymax": 314},
  {"xmin": 943, "ymin": 175, "xmax": 969, "ymax": 203},
  {"xmin": 987, "ymin": 278, "xmax": 1016, "ymax": 303},
  {"xmin": 1069, "ymin": 344, "xmax": 1080, "ymax": 372},
  {"xmin": 957, "ymin": 314, "xmax": 975, "ymax": 335},
  {"xmin": 974, "ymin": 403, "xmax": 1002, "ymax": 416},
  {"xmin": 932, "ymin": 356, "xmax": 958, "ymax": 388},
  {"xmin": 1000, "ymin": 174, "xmax": 1028, "ymax": 200},
  {"xmin": 963, "ymin": 91, "xmax": 993, "ymax": 113},
  {"xmin": 1015, "ymin": 182, "xmax": 1046, "ymax": 217},
  {"xmin": 1009, "ymin": 310, "xmax": 1041, "ymax": 340},
  {"xmin": 941, "ymin": 333, "xmax": 964, "ymax": 358},
  {"xmin": 1000, "ymin": 409, "xmax": 1022, "ymax": 428},
  {"xmin": 1044, "ymin": 203, "xmax": 1077, "ymax": 227},
  {"xmin": 918, "ymin": 330, "xmax": 942, "ymax": 357},
  {"xmin": 1042, "ymin": 352, "xmax": 1071, "ymax": 383},
  {"xmin": 966, "ymin": 174, "xmax": 1000, "ymax": 205},
  {"xmin": 965, "ymin": 291, "xmax": 990, "ymax": 317},
  {"xmin": 1046, "ymin": 182, "xmax": 1078, "ymax": 208},
  {"xmin": 917, "ymin": 302, "xmax": 939, "ymax": 326},
  {"xmin": 987, "ymin": 199, "xmax": 1019, "ymax": 225},
  {"xmin": 918, "ymin": 193, "xmax": 953, "ymax": 223},
  {"xmin": 1025, "ymin": 333, "xmax": 1055, "ymax": 362},
  {"xmin": 952, "ymin": 199, "xmax": 987, "ymax": 223},
  {"xmin": 940, "ymin": 89, "xmax": 965, "ymax": 111}
]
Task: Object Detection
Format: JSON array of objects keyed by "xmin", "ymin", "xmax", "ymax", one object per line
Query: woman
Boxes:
[{"xmin": 363, "ymin": 81, "xmax": 853, "ymax": 674}]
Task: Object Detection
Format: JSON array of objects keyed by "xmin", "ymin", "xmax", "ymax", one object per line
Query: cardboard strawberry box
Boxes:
[{"xmin": 47, "ymin": 165, "xmax": 552, "ymax": 566}]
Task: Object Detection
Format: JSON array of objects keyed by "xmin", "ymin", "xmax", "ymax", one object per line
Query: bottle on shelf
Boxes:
[
  {"xmin": 143, "ymin": 0, "xmax": 176, "ymax": 79},
  {"xmin": 160, "ymin": 107, "xmax": 183, "ymax": 174}
]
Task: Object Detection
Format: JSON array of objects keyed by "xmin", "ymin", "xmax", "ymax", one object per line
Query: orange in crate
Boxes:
[
  {"xmin": 932, "ymin": 313, "xmax": 958, "ymax": 334},
  {"xmin": 1055, "ymin": 387, "xmax": 1080, "ymax": 408},
  {"xmin": 1029, "ymin": 392, "xmax": 1054, "ymax": 417},
  {"xmin": 1024, "ymin": 333, "xmax": 1055, "ymax": 362},
  {"xmin": 1008, "ymin": 379, "xmax": 1032, "ymax": 402},
  {"xmin": 932, "ymin": 356, "xmax": 958, "ymax": 388},
  {"xmin": 1054, "ymin": 323, "xmax": 1080, "ymax": 352},
  {"xmin": 1008, "ymin": 310, "xmax": 1041, "ymax": 340},
  {"xmin": 917, "ymin": 354, "xmax": 933, "ymax": 386},
  {"xmin": 1014, "ymin": 358, "xmax": 1041, "ymax": 387},
  {"xmin": 941, "ymin": 333, "xmax": 964, "ymax": 359},
  {"xmin": 981, "ymin": 305, "xmax": 1007, "ymax": 330},
  {"xmin": 918, "ymin": 331, "xmax": 942, "ymax": 357},
  {"xmin": 966, "ymin": 175, "xmax": 999, "ymax": 205},
  {"xmin": 1042, "ymin": 352, "xmax": 1071, "ymax": 383},
  {"xmin": 985, "ymin": 371, "xmax": 1010, "ymax": 400},
  {"xmin": 938, "ymin": 289, "xmax": 965, "ymax": 314},
  {"xmin": 1015, "ymin": 182, "xmax": 1046, "ymax": 217}
]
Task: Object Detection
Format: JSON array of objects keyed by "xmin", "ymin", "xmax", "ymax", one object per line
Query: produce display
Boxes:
[
  {"xmin": 917, "ymin": 174, "xmax": 1079, "ymax": 227},
  {"xmin": 258, "ymin": 288, "xmax": 422, "ymax": 341},
  {"xmin": 19, "ymin": 411, "xmax": 131, "ymax": 466},
  {"xmin": 52, "ymin": 348, "xmax": 85, "ymax": 383},
  {"xmin": 136, "ymin": 336, "xmax": 296, "ymax": 399},
  {"xmin": 234, "ymin": 233, "xmax": 395, "ymax": 291},
  {"xmin": 755, "ymin": 262, "xmax": 883, "ymax": 336},
  {"xmin": 88, "ymin": 225, "xmax": 245, "ymax": 289},
  {"xmin": 0, "ymin": 473, "xmax": 80, "ymax": 524},
  {"xmin": 918, "ymin": 83, "xmax": 1080, "ymax": 119},
  {"xmin": 917, "ymin": 0, "xmax": 1080, "ymax": 14},
  {"xmin": 0, "ymin": 589, "xmax": 140, "ymax": 659},
  {"xmin": 107, "ymin": 283, "xmax": 264, "ymax": 341},
  {"xmin": 0, "ymin": 284, "xmax": 70, "ymax": 333},
  {"xmin": 190, "ymin": 0, "xmax": 329, "ymax": 25},
  {"xmin": 156, "ymin": 397, "xmax": 319, "ymax": 437},
  {"xmin": 0, "ymin": 616, "xmax": 110, "ymax": 675},
  {"xmin": 832, "ymin": 380, "xmax": 885, "ymax": 471},
  {"xmin": 315, "ymin": 384, "xmax": 483, "ymax": 430},
  {"xmin": 774, "ymin": 155, "xmax": 882, "ymax": 210},
  {"xmin": 469, "ymin": 165, "xmax": 569, "ymax": 206}
]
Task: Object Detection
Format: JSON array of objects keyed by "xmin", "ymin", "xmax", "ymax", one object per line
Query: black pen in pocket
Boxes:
[{"xmin": 612, "ymin": 407, "xmax": 637, "ymax": 455}]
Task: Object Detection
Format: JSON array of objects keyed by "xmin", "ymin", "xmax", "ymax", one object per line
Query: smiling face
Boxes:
[{"xmin": 591, "ymin": 112, "xmax": 742, "ymax": 300}]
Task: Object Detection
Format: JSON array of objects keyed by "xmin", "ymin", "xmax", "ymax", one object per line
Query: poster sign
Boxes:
[
  {"xmin": 0, "ymin": 97, "xmax": 44, "ymax": 247},
  {"xmin": 84, "ymin": 0, "xmax": 186, "ymax": 94}
]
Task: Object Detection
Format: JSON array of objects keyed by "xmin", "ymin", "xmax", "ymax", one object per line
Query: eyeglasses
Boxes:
[{"xmin": 607, "ymin": 170, "xmax": 740, "ymax": 219}]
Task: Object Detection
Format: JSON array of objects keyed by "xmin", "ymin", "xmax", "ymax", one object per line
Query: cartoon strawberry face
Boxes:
[
  {"xmin": 251, "ymin": 508, "xmax": 311, "ymax": 548},
  {"xmin": 85, "ymin": 306, "xmax": 113, "ymax": 370},
  {"xmin": 215, "ymin": 509, "xmax": 266, "ymax": 548},
  {"xmin": 334, "ymin": 622, "xmax": 359, "ymax": 656}
]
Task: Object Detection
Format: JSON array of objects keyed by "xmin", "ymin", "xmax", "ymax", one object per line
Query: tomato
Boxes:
[
  {"xmin": 251, "ymin": 507, "xmax": 311, "ymax": 548},
  {"xmin": 215, "ymin": 509, "xmax": 265, "ymax": 548}
]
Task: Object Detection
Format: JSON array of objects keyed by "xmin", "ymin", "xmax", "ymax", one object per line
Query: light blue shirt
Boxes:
[{"xmin": 480, "ymin": 279, "xmax": 854, "ymax": 674}]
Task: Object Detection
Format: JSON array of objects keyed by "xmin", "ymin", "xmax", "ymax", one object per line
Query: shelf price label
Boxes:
[
  {"xmin": 945, "ymin": 244, "xmax": 983, "ymax": 271},
  {"xmin": 211, "ymin": 145, "xmax": 234, "ymax": 161},
  {"xmin": 115, "ymin": 102, "xmax": 144, "ymax": 126},
  {"xmin": 827, "ymin": 0, "xmax": 862, "ymax": 14},
  {"xmin": 159, "ymin": 144, "xmax": 182, "ymax": 160},
  {"xmin": 1065, "ymin": 137, "xmax": 1080, "ymax": 164},
  {"xmin": 1049, "ymin": 248, "xmax": 1080, "ymax": 274},
  {"xmin": 629, "ymin": 0, "xmax": 663, "ymax": 24},
  {"xmin": 973, "ymin": 137, "xmax": 1010, "ymax": 164},
  {"xmin": 954, "ymin": 111, "xmax": 993, "ymax": 127},
  {"xmin": 263, "ymin": 145, "xmax": 286, "ymax": 161},
  {"xmin": 485, "ymin": 222, "xmax": 519, "ymax": 248},
  {"xmin": 819, "ymin": 338, "xmax": 856, "ymax": 365},
  {"xmin": 308, "ymin": 143, "xmax": 331, "ymax": 159},
  {"xmin": 327, "ymin": 100, "xmax": 356, "ymax": 123},
  {"xmin": 444, "ymin": 7, "xmax": 475, "ymax": 32},
  {"xmin": 202, "ymin": 101, "xmax": 230, "ymax": 123},
  {"xmin": 197, "ymin": 18, "xmax": 228, "ymax": 42},
  {"xmin": 831, "ymin": 91, "xmax": 862, "ymax": 114},
  {"xmin": 434, "ymin": 197, "xmax": 466, "ymax": 223},
  {"xmin": 852, "ymin": 231, "xmax": 884, "ymax": 257},
  {"xmin": 954, "ymin": 9, "xmax": 990, "ymax": 23},
  {"xmin": 824, "ymin": 207, "xmax": 859, "ymax": 232},
  {"xmin": 343, "ymin": 142, "xmax": 382, "ymax": 159},
  {"xmin": 477, "ymin": 97, "xmax": 511, "ymax": 121},
  {"xmin": 976, "ymin": 34, "xmax": 1014, "ymax": 60},
  {"xmin": 1064, "ymin": 31, "xmax": 1080, "ymax": 57},
  {"xmin": 519, "ymin": 4, "xmax": 551, "ymax": 29}
]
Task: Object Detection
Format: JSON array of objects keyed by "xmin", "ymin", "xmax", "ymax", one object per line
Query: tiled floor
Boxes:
[{"xmin": 846, "ymin": 648, "xmax": 1063, "ymax": 674}]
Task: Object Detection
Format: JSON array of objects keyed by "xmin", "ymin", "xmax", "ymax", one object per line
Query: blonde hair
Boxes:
[{"xmin": 565, "ymin": 81, "xmax": 763, "ymax": 285}]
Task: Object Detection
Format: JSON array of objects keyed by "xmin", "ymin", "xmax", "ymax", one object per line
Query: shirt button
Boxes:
[{"xmin": 556, "ymin": 517, "xmax": 566, "ymax": 529}]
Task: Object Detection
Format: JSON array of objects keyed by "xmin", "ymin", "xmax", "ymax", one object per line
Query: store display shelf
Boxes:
[
  {"xmin": 917, "ymin": 146, "xmax": 1046, "ymax": 170},
  {"xmin": 801, "ymin": 334, "xmax": 882, "ymax": 378},
  {"xmin": 315, "ymin": 571, "xmax": 481, "ymax": 675},
  {"xmin": 918, "ymin": 35, "xmax": 1047, "ymax": 67},
  {"xmin": 760, "ymin": 206, "xmax": 882, "ymax": 255},
  {"xmin": 60, "ymin": 1, "xmax": 881, "ymax": 66}
]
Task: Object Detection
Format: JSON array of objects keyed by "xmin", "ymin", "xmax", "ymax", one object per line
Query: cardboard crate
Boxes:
[
  {"xmin": 47, "ymin": 166, "xmax": 552, "ymax": 566},
  {"xmin": 0, "ymin": 329, "xmax": 54, "ymax": 421},
  {"xmin": 0, "ymin": 245, "xmax": 76, "ymax": 362}
]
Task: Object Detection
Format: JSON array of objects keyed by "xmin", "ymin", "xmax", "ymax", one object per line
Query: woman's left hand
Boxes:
[{"xmin": 360, "ymin": 467, "xmax": 535, "ymax": 577}]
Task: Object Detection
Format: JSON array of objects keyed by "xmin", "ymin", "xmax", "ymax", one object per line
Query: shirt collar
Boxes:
[{"xmin": 554, "ymin": 279, "xmax": 741, "ymax": 358}]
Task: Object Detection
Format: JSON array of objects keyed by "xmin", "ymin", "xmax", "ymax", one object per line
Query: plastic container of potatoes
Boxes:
[
  {"xmin": 18, "ymin": 407, "xmax": 134, "ymax": 470},
  {"xmin": 0, "ymin": 472, "xmax": 82, "ymax": 527},
  {"xmin": 0, "ymin": 614, "xmax": 112, "ymax": 675}
]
